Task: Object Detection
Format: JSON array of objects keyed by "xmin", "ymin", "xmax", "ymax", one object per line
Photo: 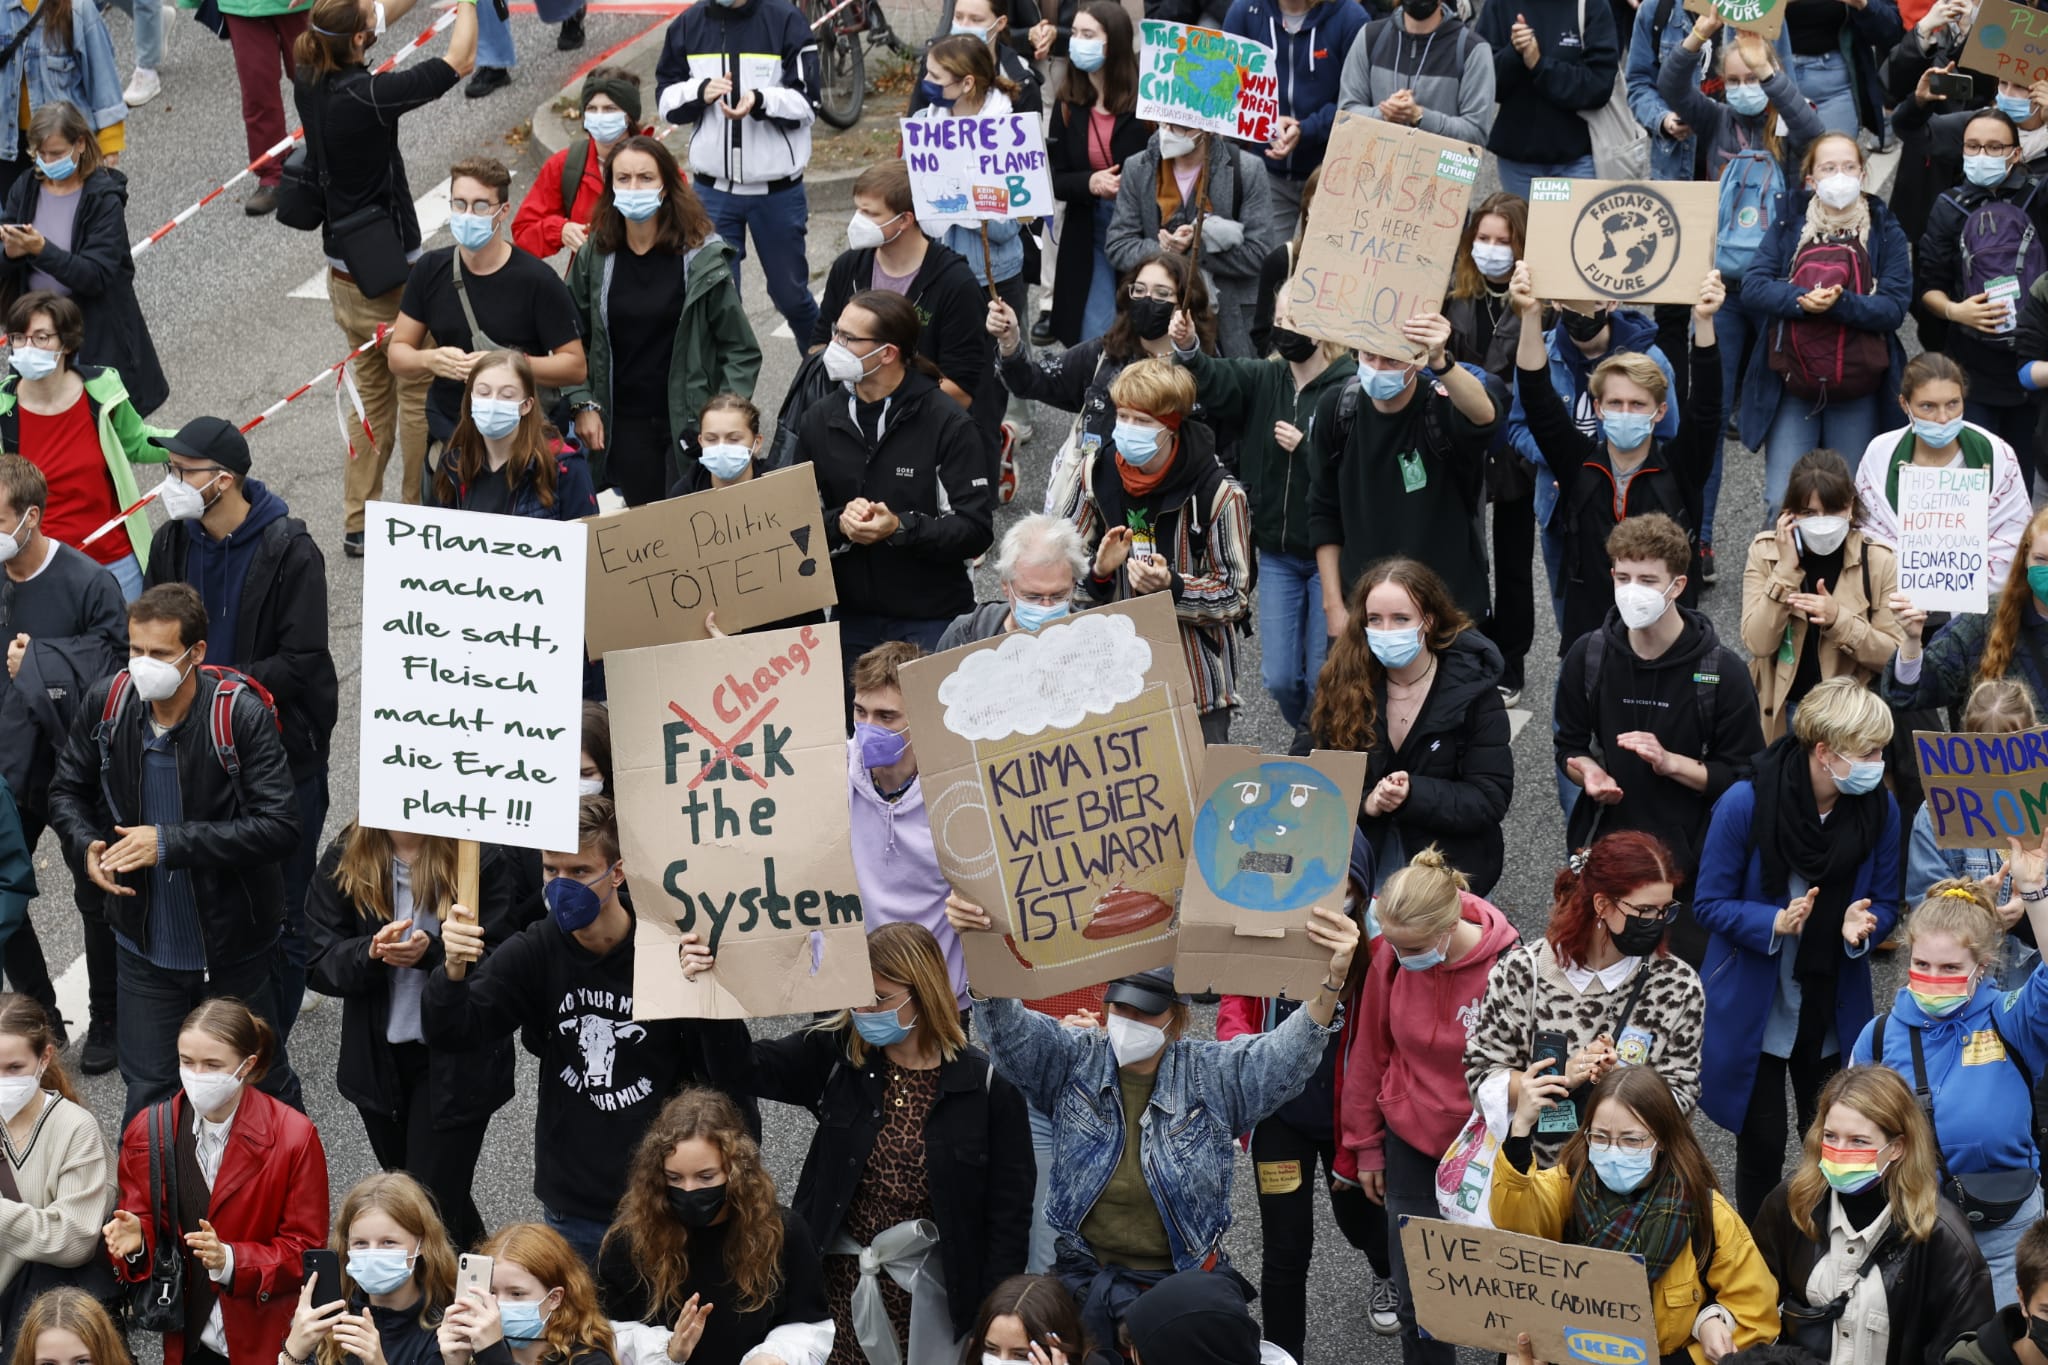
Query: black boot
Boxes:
[{"xmin": 557, "ymin": 9, "xmax": 585, "ymax": 49}]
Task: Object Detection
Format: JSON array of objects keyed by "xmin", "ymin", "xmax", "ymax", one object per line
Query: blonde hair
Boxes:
[
  {"xmin": 1108, "ymin": 357, "xmax": 1198, "ymax": 421},
  {"xmin": 331, "ymin": 823, "xmax": 460, "ymax": 924},
  {"xmin": 11, "ymin": 1290, "xmax": 131, "ymax": 1365},
  {"xmin": 1793, "ymin": 676, "xmax": 1895, "ymax": 757},
  {"xmin": 1788, "ymin": 1067, "xmax": 1941, "ymax": 1243},
  {"xmin": 475, "ymin": 1224, "xmax": 616, "ymax": 1365},
  {"xmin": 1588, "ymin": 352, "xmax": 1668, "ymax": 407},
  {"xmin": 1904, "ymin": 877, "xmax": 2004, "ymax": 972},
  {"xmin": 1964, "ymin": 678, "xmax": 2039, "ymax": 734},
  {"xmin": 324, "ymin": 1172, "xmax": 458, "ymax": 1357},
  {"xmin": 815, "ymin": 922, "xmax": 967, "ymax": 1065},
  {"xmin": 1376, "ymin": 846, "xmax": 1468, "ymax": 938}
]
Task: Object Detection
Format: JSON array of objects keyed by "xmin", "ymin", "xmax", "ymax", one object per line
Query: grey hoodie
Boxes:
[{"xmin": 1337, "ymin": 8, "xmax": 1496, "ymax": 148}]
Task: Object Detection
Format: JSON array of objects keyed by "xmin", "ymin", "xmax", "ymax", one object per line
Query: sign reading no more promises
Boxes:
[
  {"xmin": 1914, "ymin": 725, "xmax": 2048, "ymax": 849},
  {"xmin": 1961, "ymin": 0, "xmax": 2048, "ymax": 83}
]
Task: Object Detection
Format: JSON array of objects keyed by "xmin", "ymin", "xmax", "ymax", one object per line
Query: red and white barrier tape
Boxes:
[
  {"xmin": 241, "ymin": 325, "xmax": 388, "ymax": 468},
  {"xmin": 131, "ymin": 7, "xmax": 458, "ymax": 258}
]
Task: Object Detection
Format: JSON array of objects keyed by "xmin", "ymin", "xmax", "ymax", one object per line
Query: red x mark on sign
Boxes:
[{"xmin": 668, "ymin": 697, "xmax": 780, "ymax": 791}]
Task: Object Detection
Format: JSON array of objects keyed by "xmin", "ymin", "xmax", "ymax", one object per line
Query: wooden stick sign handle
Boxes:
[
  {"xmin": 447, "ymin": 839, "xmax": 480, "ymax": 983},
  {"xmin": 978, "ymin": 222, "xmax": 1000, "ymax": 304}
]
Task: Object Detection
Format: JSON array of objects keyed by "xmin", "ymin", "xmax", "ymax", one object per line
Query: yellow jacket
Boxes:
[{"xmin": 1490, "ymin": 1150, "xmax": 1782, "ymax": 1365}]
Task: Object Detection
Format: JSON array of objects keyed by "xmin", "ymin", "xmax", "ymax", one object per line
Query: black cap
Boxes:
[
  {"xmin": 1103, "ymin": 966, "xmax": 1182, "ymax": 1016},
  {"xmin": 151, "ymin": 417, "xmax": 251, "ymax": 476}
]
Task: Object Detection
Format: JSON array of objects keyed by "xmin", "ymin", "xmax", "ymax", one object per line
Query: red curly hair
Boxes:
[{"xmin": 1548, "ymin": 831, "xmax": 1680, "ymax": 968}]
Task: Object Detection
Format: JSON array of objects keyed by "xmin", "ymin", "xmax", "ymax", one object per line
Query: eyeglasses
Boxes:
[
  {"xmin": 168, "ymin": 463, "xmax": 224, "ymax": 482},
  {"xmin": 1128, "ymin": 284, "xmax": 1179, "ymax": 303},
  {"xmin": 1963, "ymin": 142, "xmax": 2016, "ymax": 156},
  {"xmin": 831, "ymin": 328, "xmax": 879, "ymax": 347},
  {"xmin": 1617, "ymin": 898, "xmax": 1682, "ymax": 921},
  {"xmin": 853, "ymin": 988, "xmax": 910, "ymax": 1015},
  {"xmin": 6, "ymin": 332, "xmax": 56, "ymax": 348},
  {"xmin": 1012, "ymin": 590, "xmax": 1073, "ymax": 608},
  {"xmin": 447, "ymin": 198, "xmax": 503, "ymax": 214},
  {"xmin": 1586, "ymin": 1133, "xmax": 1658, "ymax": 1153},
  {"xmin": 1810, "ymin": 161, "xmax": 1861, "ymax": 177}
]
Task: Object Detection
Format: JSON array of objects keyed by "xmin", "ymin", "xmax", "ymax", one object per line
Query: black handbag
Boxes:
[
  {"xmin": 1777, "ymin": 1225, "xmax": 1899, "ymax": 1358},
  {"xmin": 127, "ymin": 1100, "xmax": 184, "ymax": 1334},
  {"xmin": 1883, "ymin": 1012, "xmax": 2043, "ymax": 1228},
  {"xmin": 326, "ymin": 202, "xmax": 410, "ymax": 297},
  {"xmin": 276, "ymin": 77, "xmax": 327, "ymax": 232}
]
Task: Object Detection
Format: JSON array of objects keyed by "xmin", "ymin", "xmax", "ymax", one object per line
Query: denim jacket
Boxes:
[
  {"xmin": 0, "ymin": 0, "xmax": 125, "ymax": 159},
  {"xmin": 974, "ymin": 995, "xmax": 1336, "ymax": 1270},
  {"xmin": 1624, "ymin": 0, "xmax": 1792, "ymax": 182}
]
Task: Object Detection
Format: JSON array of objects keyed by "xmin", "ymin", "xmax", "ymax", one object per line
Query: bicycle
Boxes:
[{"xmin": 804, "ymin": 0, "xmax": 915, "ymax": 129}]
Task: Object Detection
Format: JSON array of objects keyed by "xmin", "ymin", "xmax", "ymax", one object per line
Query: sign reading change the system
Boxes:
[
  {"xmin": 900, "ymin": 113, "xmax": 1054, "ymax": 227},
  {"xmin": 357, "ymin": 501, "xmax": 587, "ymax": 851},
  {"xmin": 1287, "ymin": 113, "xmax": 1481, "ymax": 363},
  {"xmin": 1961, "ymin": 0, "xmax": 2048, "ymax": 83},
  {"xmin": 1399, "ymin": 1217, "xmax": 1656, "ymax": 1365},
  {"xmin": 1137, "ymin": 21, "xmax": 1278, "ymax": 142},
  {"xmin": 1913, "ymin": 726, "xmax": 2048, "ymax": 849},
  {"xmin": 1526, "ymin": 178, "xmax": 1717, "ymax": 306}
]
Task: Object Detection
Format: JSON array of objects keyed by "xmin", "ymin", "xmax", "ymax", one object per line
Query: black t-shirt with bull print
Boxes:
[{"xmin": 422, "ymin": 912, "xmax": 755, "ymax": 1222}]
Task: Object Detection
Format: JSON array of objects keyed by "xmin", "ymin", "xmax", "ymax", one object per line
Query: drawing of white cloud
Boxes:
[{"xmin": 937, "ymin": 611, "xmax": 1153, "ymax": 741}]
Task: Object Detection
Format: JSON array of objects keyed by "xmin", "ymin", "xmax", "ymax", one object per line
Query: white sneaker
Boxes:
[
  {"xmin": 1366, "ymin": 1274, "xmax": 1401, "ymax": 1336},
  {"xmin": 123, "ymin": 67, "xmax": 161, "ymax": 107},
  {"xmin": 299, "ymin": 988, "xmax": 322, "ymax": 1014}
]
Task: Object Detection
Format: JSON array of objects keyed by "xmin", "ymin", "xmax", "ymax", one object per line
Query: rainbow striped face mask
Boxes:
[
  {"xmin": 1907, "ymin": 968, "xmax": 1976, "ymax": 1017},
  {"xmin": 1819, "ymin": 1142, "xmax": 1889, "ymax": 1194}
]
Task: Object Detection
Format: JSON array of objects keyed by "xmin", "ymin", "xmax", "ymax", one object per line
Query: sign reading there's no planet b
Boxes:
[
  {"xmin": 1526, "ymin": 178, "xmax": 1718, "ymax": 306},
  {"xmin": 1175, "ymin": 746, "xmax": 1370, "ymax": 999},
  {"xmin": 900, "ymin": 114, "xmax": 1054, "ymax": 230},
  {"xmin": 357, "ymin": 502, "xmax": 588, "ymax": 851},
  {"xmin": 1961, "ymin": 0, "xmax": 2048, "ymax": 84}
]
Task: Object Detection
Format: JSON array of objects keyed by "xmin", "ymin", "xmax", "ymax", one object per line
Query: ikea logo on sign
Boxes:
[{"xmin": 1563, "ymin": 1331, "xmax": 1648, "ymax": 1365}]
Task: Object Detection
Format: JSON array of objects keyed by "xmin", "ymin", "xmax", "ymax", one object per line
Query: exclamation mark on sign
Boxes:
[
  {"xmin": 508, "ymin": 800, "xmax": 530, "ymax": 826},
  {"xmin": 791, "ymin": 525, "xmax": 817, "ymax": 577}
]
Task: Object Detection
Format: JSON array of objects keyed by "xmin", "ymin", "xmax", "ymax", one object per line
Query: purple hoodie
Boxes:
[{"xmin": 846, "ymin": 738, "xmax": 968, "ymax": 1007}]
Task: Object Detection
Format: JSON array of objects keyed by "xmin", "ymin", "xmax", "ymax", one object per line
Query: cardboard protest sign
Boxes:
[
  {"xmin": 1174, "ymin": 746, "xmax": 1370, "ymax": 998},
  {"xmin": 1526, "ymin": 178, "xmax": 1718, "ymax": 306},
  {"xmin": 1399, "ymin": 1217, "xmax": 1657, "ymax": 1365},
  {"xmin": 1681, "ymin": 0, "xmax": 1786, "ymax": 40},
  {"xmin": 1913, "ymin": 726, "xmax": 2048, "ymax": 849},
  {"xmin": 357, "ymin": 502, "xmax": 586, "ymax": 851},
  {"xmin": 1897, "ymin": 466, "xmax": 1991, "ymax": 616},
  {"xmin": 583, "ymin": 466, "xmax": 836, "ymax": 659},
  {"xmin": 1136, "ymin": 21, "xmax": 1278, "ymax": 142},
  {"xmin": 1286, "ymin": 113, "xmax": 1482, "ymax": 363},
  {"xmin": 1961, "ymin": 0, "xmax": 2048, "ymax": 83},
  {"xmin": 900, "ymin": 113, "xmax": 1054, "ymax": 230},
  {"xmin": 897, "ymin": 596, "xmax": 1204, "ymax": 998},
  {"xmin": 606, "ymin": 622, "xmax": 873, "ymax": 1019}
]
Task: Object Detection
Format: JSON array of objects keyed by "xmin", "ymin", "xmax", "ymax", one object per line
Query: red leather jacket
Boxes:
[{"xmin": 115, "ymin": 1088, "xmax": 331, "ymax": 1365}]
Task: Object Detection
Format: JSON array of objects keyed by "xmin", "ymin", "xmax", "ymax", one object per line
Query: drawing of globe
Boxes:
[
  {"xmin": 1191, "ymin": 760, "xmax": 1351, "ymax": 911},
  {"xmin": 1174, "ymin": 51, "xmax": 1241, "ymax": 106}
]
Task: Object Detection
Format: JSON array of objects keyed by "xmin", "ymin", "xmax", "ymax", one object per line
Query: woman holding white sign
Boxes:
[
  {"xmin": 1883, "ymin": 503, "xmax": 2048, "ymax": 722},
  {"xmin": 1496, "ymin": 1064, "xmax": 1780, "ymax": 1363}
]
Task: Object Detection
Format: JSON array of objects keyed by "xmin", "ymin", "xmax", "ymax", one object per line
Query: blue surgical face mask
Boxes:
[
  {"xmin": 856, "ymin": 721, "xmax": 909, "ymax": 769},
  {"xmin": 583, "ymin": 108, "xmax": 629, "ymax": 142},
  {"xmin": 698, "ymin": 442, "xmax": 753, "ymax": 481},
  {"xmin": 1602, "ymin": 410, "xmax": 1656, "ymax": 451},
  {"xmin": 1394, "ymin": 934, "xmax": 1448, "ymax": 972},
  {"xmin": 950, "ymin": 19, "xmax": 992, "ymax": 39},
  {"xmin": 470, "ymin": 396, "xmax": 525, "ymax": 439},
  {"xmin": 920, "ymin": 78, "xmax": 957, "ymax": 110},
  {"xmin": 853, "ymin": 1007, "xmax": 916, "ymax": 1046},
  {"xmin": 9, "ymin": 346, "xmax": 58, "ymax": 381},
  {"xmin": 1367, "ymin": 626, "xmax": 1423, "ymax": 670},
  {"xmin": 448, "ymin": 210, "xmax": 498, "ymax": 251},
  {"xmin": 1587, "ymin": 1145, "xmax": 1658, "ymax": 1195},
  {"xmin": 544, "ymin": 865, "xmax": 615, "ymax": 933},
  {"xmin": 1361, "ymin": 364, "xmax": 1413, "ymax": 402},
  {"xmin": 1011, "ymin": 598, "xmax": 1070, "ymax": 632},
  {"xmin": 1470, "ymin": 241, "xmax": 1515, "ymax": 279},
  {"xmin": 1965, "ymin": 152, "xmax": 2014, "ymax": 188},
  {"xmin": 1829, "ymin": 753, "xmax": 1886, "ymax": 796},
  {"xmin": 1114, "ymin": 421, "xmax": 1165, "ymax": 467},
  {"xmin": 1724, "ymin": 82, "xmax": 1768, "ymax": 117},
  {"xmin": 346, "ymin": 1249, "xmax": 416, "ymax": 1296},
  {"xmin": 498, "ymin": 1301, "xmax": 551, "ymax": 1346},
  {"xmin": 1913, "ymin": 415, "xmax": 1965, "ymax": 449},
  {"xmin": 34, "ymin": 154, "xmax": 74, "ymax": 182},
  {"xmin": 615, "ymin": 188, "xmax": 663, "ymax": 222},
  {"xmin": 1999, "ymin": 91, "xmax": 2035, "ymax": 123},
  {"xmin": 1069, "ymin": 35, "xmax": 1106, "ymax": 70}
]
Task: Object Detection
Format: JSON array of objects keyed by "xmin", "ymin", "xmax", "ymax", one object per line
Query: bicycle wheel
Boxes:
[{"xmin": 806, "ymin": 0, "xmax": 864, "ymax": 129}]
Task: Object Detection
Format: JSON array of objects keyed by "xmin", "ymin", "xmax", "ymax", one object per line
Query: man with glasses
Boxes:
[
  {"xmin": 142, "ymin": 416, "xmax": 337, "ymax": 1049},
  {"xmin": 937, "ymin": 514, "xmax": 1088, "ymax": 650}
]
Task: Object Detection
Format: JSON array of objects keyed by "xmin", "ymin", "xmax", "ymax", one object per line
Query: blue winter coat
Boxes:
[
  {"xmin": 1223, "ymin": 0, "xmax": 1368, "ymax": 179},
  {"xmin": 1694, "ymin": 779, "xmax": 1901, "ymax": 1134},
  {"xmin": 1505, "ymin": 308, "xmax": 1676, "ymax": 531},
  {"xmin": 1734, "ymin": 188, "xmax": 1912, "ymax": 449}
]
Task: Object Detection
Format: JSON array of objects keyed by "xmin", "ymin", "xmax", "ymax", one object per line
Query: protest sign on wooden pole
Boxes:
[
  {"xmin": 1897, "ymin": 466, "xmax": 1991, "ymax": 615},
  {"xmin": 1399, "ymin": 1217, "xmax": 1657, "ymax": 1364},
  {"xmin": 1960, "ymin": 0, "xmax": 2048, "ymax": 83},
  {"xmin": 900, "ymin": 110, "xmax": 1053, "ymax": 302},
  {"xmin": 1525, "ymin": 178, "xmax": 1719, "ymax": 306},
  {"xmin": 1913, "ymin": 726, "xmax": 2048, "ymax": 848},
  {"xmin": 448, "ymin": 840, "xmax": 480, "ymax": 982},
  {"xmin": 1136, "ymin": 21, "xmax": 1278, "ymax": 141}
]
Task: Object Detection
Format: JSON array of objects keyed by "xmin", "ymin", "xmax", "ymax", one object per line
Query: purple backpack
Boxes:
[{"xmin": 1956, "ymin": 182, "xmax": 2048, "ymax": 346}]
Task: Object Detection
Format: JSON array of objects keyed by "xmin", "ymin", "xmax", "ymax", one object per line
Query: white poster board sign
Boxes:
[
  {"xmin": 357, "ymin": 501, "xmax": 588, "ymax": 850},
  {"xmin": 1897, "ymin": 465, "xmax": 1991, "ymax": 616},
  {"xmin": 1136, "ymin": 21, "xmax": 1278, "ymax": 142},
  {"xmin": 900, "ymin": 114, "xmax": 1054, "ymax": 230}
]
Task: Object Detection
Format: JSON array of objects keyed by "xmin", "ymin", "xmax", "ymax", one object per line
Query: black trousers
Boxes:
[
  {"xmin": 357, "ymin": 1040, "xmax": 492, "ymax": 1251},
  {"xmin": 606, "ymin": 412, "xmax": 677, "ymax": 508},
  {"xmin": 1484, "ymin": 490, "xmax": 1535, "ymax": 693},
  {"xmin": 1250, "ymin": 1115, "xmax": 1387, "ymax": 1363},
  {"xmin": 1735, "ymin": 1007, "xmax": 1839, "ymax": 1222}
]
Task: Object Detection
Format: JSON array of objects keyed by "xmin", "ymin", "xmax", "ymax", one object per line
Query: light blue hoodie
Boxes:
[{"xmin": 846, "ymin": 738, "xmax": 968, "ymax": 1006}]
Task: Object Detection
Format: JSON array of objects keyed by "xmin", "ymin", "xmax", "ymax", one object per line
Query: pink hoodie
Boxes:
[{"xmin": 1341, "ymin": 891, "xmax": 1518, "ymax": 1173}]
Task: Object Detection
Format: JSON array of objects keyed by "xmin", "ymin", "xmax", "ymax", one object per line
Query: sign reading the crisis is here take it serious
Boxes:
[
  {"xmin": 1136, "ymin": 21, "xmax": 1278, "ymax": 142},
  {"xmin": 357, "ymin": 501, "xmax": 588, "ymax": 851}
]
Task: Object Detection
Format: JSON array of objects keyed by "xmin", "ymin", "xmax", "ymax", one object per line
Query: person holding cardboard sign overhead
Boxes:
[{"xmin": 1496, "ymin": 1065, "xmax": 1781, "ymax": 1363}]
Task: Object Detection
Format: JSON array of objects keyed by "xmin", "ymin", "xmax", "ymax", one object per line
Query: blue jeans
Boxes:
[
  {"xmin": 1494, "ymin": 154, "xmax": 1599, "ymax": 201},
  {"xmin": 100, "ymin": 0, "xmax": 163, "ymax": 70},
  {"xmin": 1711, "ymin": 297, "xmax": 1772, "ymax": 543},
  {"xmin": 475, "ymin": 0, "xmax": 515, "ymax": 69},
  {"xmin": 1976, "ymin": 1186, "xmax": 2044, "ymax": 1307},
  {"xmin": 107, "ymin": 552, "xmax": 142, "ymax": 602},
  {"xmin": 116, "ymin": 943, "xmax": 301, "ymax": 1125},
  {"xmin": 1791, "ymin": 50, "xmax": 1859, "ymax": 137},
  {"xmin": 274, "ymin": 766, "xmax": 329, "ymax": 1044},
  {"xmin": 543, "ymin": 1204, "xmax": 611, "ymax": 1271},
  {"xmin": 1080, "ymin": 199, "xmax": 1117, "ymax": 339},
  {"xmin": 1763, "ymin": 388, "xmax": 1880, "ymax": 515},
  {"xmin": 698, "ymin": 181, "xmax": 818, "ymax": 356},
  {"xmin": 1257, "ymin": 549, "xmax": 1327, "ymax": 730}
]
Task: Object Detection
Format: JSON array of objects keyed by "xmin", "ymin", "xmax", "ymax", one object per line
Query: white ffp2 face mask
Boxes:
[
  {"xmin": 1613, "ymin": 582, "xmax": 1673, "ymax": 631},
  {"xmin": 1106, "ymin": 1014, "xmax": 1166, "ymax": 1066},
  {"xmin": 0, "ymin": 1068, "xmax": 43, "ymax": 1122},
  {"xmin": 128, "ymin": 648, "xmax": 194, "ymax": 703}
]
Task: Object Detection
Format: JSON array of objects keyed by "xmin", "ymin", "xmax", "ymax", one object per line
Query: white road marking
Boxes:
[
  {"xmin": 288, "ymin": 178, "xmax": 453, "ymax": 299},
  {"xmin": 53, "ymin": 953, "xmax": 89, "ymax": 1034},
  {"xmin": 1507, "ymin": 708, "xmax": 1530, "ymax": 741},
  {"xmin": 769, "ymin": 320, "xmax": 793, "ymax": 340}
]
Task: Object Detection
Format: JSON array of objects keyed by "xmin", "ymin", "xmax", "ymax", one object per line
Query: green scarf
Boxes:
[
  {"xmin": 1566, "ymin": 1163, "xmax": 1699, "ymax": 1283},
  {"xmin": 1886, "ymin": 424, "xmax": 1995, "ymax": 510}
]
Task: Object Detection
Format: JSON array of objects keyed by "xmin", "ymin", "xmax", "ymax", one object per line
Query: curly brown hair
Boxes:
[
  {"xmin": 601, "ymin": 1089, "xmax": 785, "ymax": 1318},
  {"xmin": 1308, "ymin": 558, "xmax": 1470, "ymax": 753},
  {"xmin": 476, "ymin": 1223, "xmax": 616, "ymax": 1365},
  {"xmin": 1980, "ymin": 505, "xmax": 2048, "ymax": 687}
]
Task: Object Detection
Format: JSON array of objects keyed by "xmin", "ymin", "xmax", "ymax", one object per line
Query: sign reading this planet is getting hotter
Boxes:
[{"xmin": 1526, "ymin": 178, "xmax": 1718, "ymax": 306}]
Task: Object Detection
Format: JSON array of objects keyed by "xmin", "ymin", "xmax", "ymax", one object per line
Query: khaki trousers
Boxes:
[{"xmin": 329, "ymin": 268, "xmax": 431, "ymax": 532}]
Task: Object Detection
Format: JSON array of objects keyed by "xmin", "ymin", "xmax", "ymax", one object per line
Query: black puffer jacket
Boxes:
[{"xmin": 46, "ymin": 669, "xmax": 299, "ymax": 956}]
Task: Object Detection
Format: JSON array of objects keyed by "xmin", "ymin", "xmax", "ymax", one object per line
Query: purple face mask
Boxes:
[{"xmin": 856, "ymin": 722, "xmax": 908, "ymax": 769}]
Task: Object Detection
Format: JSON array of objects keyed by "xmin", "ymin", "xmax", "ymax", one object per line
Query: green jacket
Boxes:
[
  {"xmin": 0, "ymin": 365, "xmax": 173, "ymax": 566},
  {"xmin": 564, "ymin": 233, "xmax": 762, "ymax": 492},
  {"xmin": 1173, "ymin": 347, "xmax": 1356, "ymax": 560}
]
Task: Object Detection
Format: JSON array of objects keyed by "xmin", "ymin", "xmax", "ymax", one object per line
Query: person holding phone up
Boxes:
[
  {"xmin": 439, "ymin": 1224, "xmax": 616, "ymax": 1365},
  {"xmin": 284, "ymin": 1171, "xmax": 455, "ymax": 1365}
]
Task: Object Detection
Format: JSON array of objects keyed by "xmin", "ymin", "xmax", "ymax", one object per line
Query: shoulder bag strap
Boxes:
[
  {"xmin": 449, "ymin": 252, "xmax": 508, "ymax": 354},
  {"xmin": 1905, "ymin": 1023, "xmax": 1963, "ymax": 1192},
  {"xmin": 0, "ymin": 18, "xmax": 44, "ymax": 83},
  {"xmin": 1607, "ymin": 956, "xmax": 1656, "ymax": 1039}
]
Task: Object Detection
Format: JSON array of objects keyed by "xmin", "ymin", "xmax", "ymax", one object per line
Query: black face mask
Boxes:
[
  {"xmin": 666, "ymin": 1184, "xmax": 729, "ymax": 1228},
  {"xmin": 1271, "ymin": 327, "xmax": 1319, "ymax": 363},
  {"xmin": 1127, "ymin": 296, "xmax": 1175, "ymax": 341},
  {"xmin": 1402, "ymin": 0, "xmax": 1440, "ymax": 19},
  {"xmin": 2027, "ymin": 1315, "xmax": 2048, "ymax": 1357},
  {"xmin": 1560, "ymin": 308, "xmax": 1610, "ymax": 343},
  {"xmin": 1609, "ymin": 909, "xmax": 1667, "ymax": 957}
]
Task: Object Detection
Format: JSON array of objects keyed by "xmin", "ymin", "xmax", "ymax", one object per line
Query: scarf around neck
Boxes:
[
  {"xmin": 1799, "ymin": 189, "xmax": 1872, "ymax": 248},
  {"xmin": 1750, "ymin": 734, "xmax": 1885, "ymax": 983},
  {"xmin": 1569, "ymin": 1162, "xmax": 1698, "ymax": 1284}
]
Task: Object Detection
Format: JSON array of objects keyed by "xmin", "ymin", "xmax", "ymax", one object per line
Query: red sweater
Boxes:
[{"xmin": 511, "ymin": 140, "xmax": 612, "ymax": 259}]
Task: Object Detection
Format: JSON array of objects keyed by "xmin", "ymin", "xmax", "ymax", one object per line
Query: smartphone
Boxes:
[
  {"xmin": 1531, "ymin": 1029, "xmax": 1572, "ymax": 1082},
  {"xmin": 457, "ymin": 1253, "xmax": 494, "ymax": 1302},
  {"xmin": 302, "ymin": 1249, "xmax": 342, "ymax": 1302},
  {"xmin": 1927, "ymin": 69, "xmax": 1975, "ymax": 99}
]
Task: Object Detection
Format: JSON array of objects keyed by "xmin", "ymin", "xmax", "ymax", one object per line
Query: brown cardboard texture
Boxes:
[
  {"xmin": 1286, "ymin": 113, "xmax": 1483, "ymax": 363},
  {"xmin": 1526, "ymin": 178, "xmax": 1718, "ymax": 306},
  {"xmin": 1399, "ymin": 1217, "xmax": 1656, "ymax": 1361},
  {"xmin": 1175, "ymin": 746, "xmax": 1369, "ymax": 998},
  {"xmin": 897, "ymin": 595, "xmax": 1204, "ymax": 998},
  {"xmin": 1681, "ymin": 0, "xmax": 1787, "ymax": 40},
  {"xmin": 1960, "ymin": 1, "xmax": 2048, "ymax": 83},
  {"xmin": 1912, "ymin": 727, "xmax": 2048, "ymax": 849},
  {"xmin": 583, "ymin": 465, "xmax": 836, "ymax": 659},
  {"xmin": 605, "ymin": 621, "xmax": 872, "ymax": 1019}
]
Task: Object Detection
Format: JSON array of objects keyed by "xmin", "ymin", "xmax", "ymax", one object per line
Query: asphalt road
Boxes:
[{"xmin": 18, "ymin": 22, "xmax": 1918, "ymax": 1361}]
